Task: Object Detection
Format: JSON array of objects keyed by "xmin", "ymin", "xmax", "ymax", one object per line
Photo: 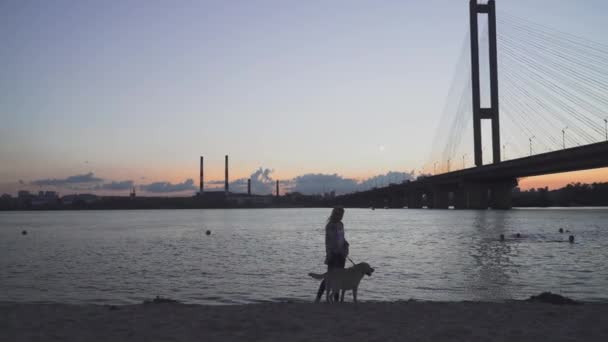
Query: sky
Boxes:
[{"xmin": 1, "ymin": 0, "xmax": 608, "ymax": 196}]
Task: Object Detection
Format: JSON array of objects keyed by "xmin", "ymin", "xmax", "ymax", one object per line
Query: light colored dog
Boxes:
[{"xmin": 309, "ymin": 262, "xmax": 374, "ymax": 303}]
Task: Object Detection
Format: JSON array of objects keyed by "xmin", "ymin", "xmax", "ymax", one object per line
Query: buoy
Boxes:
[
  {"xmin": 21, "ymin": 230, "xmax": 27, "ymax": 235},
  {"xmin": 205, "ymin": 230, "xmax": 211, "ymax": 236},
  {"xmin": 558, "ymin": 228, "xmax": 564, "ymax": 233},
  {"xmin": 569, "ymin": 235, "xmax": 574, "ymax": 243}
]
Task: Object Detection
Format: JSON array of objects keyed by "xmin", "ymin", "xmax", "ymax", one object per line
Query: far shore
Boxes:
[
  {"xmin": 2, "ymin": 205, "xmax": 608, "ymax": 212},
  {"xmin": 3, "ymin": 301, "xmax": 608, "ymax": 342}
]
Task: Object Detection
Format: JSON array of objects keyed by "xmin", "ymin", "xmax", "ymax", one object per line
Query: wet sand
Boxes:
[{"xmin": 2, "ymin": 301, "xmax": 608, "ymax": 342}]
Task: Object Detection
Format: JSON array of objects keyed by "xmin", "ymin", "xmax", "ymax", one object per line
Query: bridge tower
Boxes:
[{"xmin": 470, "ymin": 0, "xmax": 500, "ymax": 166}]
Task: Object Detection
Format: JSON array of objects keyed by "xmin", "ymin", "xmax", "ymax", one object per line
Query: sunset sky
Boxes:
[{"xmin": 1, "ymin": 0, "xmax": 608, "ymax": 196}]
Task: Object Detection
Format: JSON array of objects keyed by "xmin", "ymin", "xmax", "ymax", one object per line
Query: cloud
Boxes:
[
  {"xmin": 139, "ymin": 179, "xmax": 197, "ymax": 193},
  {"xmin": 204, "ymin": 169, "xmax": 416, "ymax": 196},
  {"xmin": 291, "ymin": 173, "xmax": 358, "ymax": 195},
  {"xmin": 97, "ymin": 180, "xmax": 134, "ymax": 191},
  {"xmin": 358, "ymin": 171, "xmax": 415, "ymax": 190},
  {"xmin": 202, "ymin": 168, "xmax": 276, "ymax": 194},
  {"xmin": 249, "ymin": 168, "xmax": 274, "ymax": 194},
  {"xmin": 31, "ymin": 172, "xmax": 103, "ymax": 186},
  {"xmin": 30, "ymin": 172, "xmax": 136, "ymax": 192},
  {"xmin": 289, "ymin": 171, "xmax": 416, "ymax": 195},
  {"xmin": 22, "ymin": 169, "xmax": 415, "ymax": 196}
]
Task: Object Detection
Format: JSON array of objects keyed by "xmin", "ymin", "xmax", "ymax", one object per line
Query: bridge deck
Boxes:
[{"xmin": 417, "ymin": 141, "xmax": 608, "ymax": 185}]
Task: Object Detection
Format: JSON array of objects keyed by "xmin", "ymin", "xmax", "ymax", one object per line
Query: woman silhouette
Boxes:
[{"xmin": 315, "ymin": 207, "xmax": 349, "ymax": 302}]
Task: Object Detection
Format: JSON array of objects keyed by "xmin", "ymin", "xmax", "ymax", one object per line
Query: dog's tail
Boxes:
[{"xmin": 308, "ymin": 272, "xmax": 326, "ymax": 280}]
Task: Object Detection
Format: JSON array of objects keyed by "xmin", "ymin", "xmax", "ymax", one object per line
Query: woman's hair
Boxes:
[{"xmin": 327, "ymin": 207, "xmax": 345, "ymax": 223}]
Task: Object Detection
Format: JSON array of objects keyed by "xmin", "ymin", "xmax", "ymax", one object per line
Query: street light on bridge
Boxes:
[
  {"xmin": 604, "ymin": 118, "xmax": 607, "ymax": 141},
  {"xmin": 502, "ymin": 143, "xmax": 508, "ymax": 160},
  {"xmin": 462, "ymin": 153, "xmax": 467, "ymax": 169},
  {"xmin": 434, "ymin": 162, "xmax": 438, "ymax": 175},
  {"xmin": 529, "ymin": 136, "xmax": 535, "ymax": 156},
  {"xmin": 447, "ymin": 158, "xmax": 451, "ymax": 172},
  {"xmin": 562, "ymin": 126, "xmax": 568, "ymax": 149}
]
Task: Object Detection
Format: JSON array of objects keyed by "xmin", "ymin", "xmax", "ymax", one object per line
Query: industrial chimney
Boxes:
[
  {"xmin": 247, "ymin": 179, "xmax": 251, "ymax": 196},
  {"xmin": 225, "ymin": 155, "xmax": 229, "ymax": 194},
  {"xmin": 199, "ymin": 156, "xmax": 204, "ymax": 194}
]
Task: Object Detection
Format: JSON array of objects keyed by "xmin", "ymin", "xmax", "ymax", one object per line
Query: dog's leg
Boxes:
[
  {"xmin": 340, "ymin": 290, "xmax": 345, "ymax": 303},
  {"xmin": 325, "ymin": 286, "xmax": 331, "ymax": 303},
  {"xmin": 353, "ymin": 288, "xmax": 358, "ymax": 304}
]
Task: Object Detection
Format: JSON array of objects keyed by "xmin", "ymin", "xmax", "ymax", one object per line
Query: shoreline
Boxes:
[
  {"xmin": 3, "ymin": 301, "xmax": 608, "ymax": 341},
  {"xmin": 3, "ymin": 205, "xmax": 608, "ymax": 212}
]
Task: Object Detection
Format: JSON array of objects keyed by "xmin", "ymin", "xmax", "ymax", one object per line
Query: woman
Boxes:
[{"xmin": 315, "ymin": 207, "xmax": 349, "ymax": 302}]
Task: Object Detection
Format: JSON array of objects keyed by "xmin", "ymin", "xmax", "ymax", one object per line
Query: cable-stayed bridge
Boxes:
[{"xmin": 338, "ymin": 0, "xmax": 608, "ymax": 209}]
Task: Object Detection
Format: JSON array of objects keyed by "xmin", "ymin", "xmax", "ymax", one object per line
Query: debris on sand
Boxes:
[
  {"xmin": 526, "ymin": 292, "xmax": 579, "ymax": 305},
  {"xmin": 143, "ymin": 296, "xmax": 180, "ymax": 304}
]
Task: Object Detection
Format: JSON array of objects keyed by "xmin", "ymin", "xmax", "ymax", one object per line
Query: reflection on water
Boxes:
[
  {"xmin": 468, "ymin": 211, "xmax": 513, "ymax": 301},
  {"xmin": 0, "ymin": 208, "xmax": 607, "ymax": 304}
]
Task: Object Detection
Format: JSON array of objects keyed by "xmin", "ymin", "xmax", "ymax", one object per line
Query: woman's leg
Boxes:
[
  {"xmin": 329, "ymin": 254, "xmax": 344, "ymax": 302},
  {"xmin": 316, "ymin": 254, "xmax": 340, "ymax": 302},
  {"xmin": 315, "ymin": 279, "xmax": 326, "ymax": 302}
]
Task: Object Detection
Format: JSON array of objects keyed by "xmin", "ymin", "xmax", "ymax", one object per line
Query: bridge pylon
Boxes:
[{"xmin": 470, "ymin": 0, "xmax": 501, "ymax": 166}]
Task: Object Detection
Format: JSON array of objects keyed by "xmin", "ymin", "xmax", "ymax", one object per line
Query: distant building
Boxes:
[
  {"xmin": 61, "ymin": 194, "xmax": 98, "ymax": 205},
  {"xmin": 229, "ymin": 194, "xmax": 273, "ymax": 206},
  {"xmin": 31, "ymin": 191, "xmax": 59, "ymax": 206},
  {"xmin": 18, "ymin": 190, "xmax": 31, "ymax": 200},
  {"xmin": 200, "ymin": 191, "xmax": 228, "ymax": 200}
]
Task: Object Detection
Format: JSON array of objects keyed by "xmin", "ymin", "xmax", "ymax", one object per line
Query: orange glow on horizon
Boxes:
[
  {"xmin": 518, "ymin": 167, "xmax": 608, "ymax": 190},
  {"xmin": 97, "ymin": 165, "xmax": 608, "ymax": 191}
]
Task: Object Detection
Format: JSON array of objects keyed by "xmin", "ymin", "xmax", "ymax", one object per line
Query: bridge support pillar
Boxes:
[
  {"xmin": 407, "ymin": 190, "xmax": 423, "ymax": 209},
  {"xmin": 454, "ymin": 182, "xmax": 488, "ymax": 210},
  {"xmin": 425, "ymin": 190, "xmax": 434, "ymax": 209},
  {"xmin": 490, "ymin": 178, "xmax": 517, "ymax": 210},
  {"xmin": 467, "ymin": 183, "xmax": 489, "ymax": 209},
  {"xmin": 389, "ymin": 192, "xmax": 406, "ymax": 208},
  {"xmin": 431, "ymin": 187, "xmax": 450, "ymax": 209}
]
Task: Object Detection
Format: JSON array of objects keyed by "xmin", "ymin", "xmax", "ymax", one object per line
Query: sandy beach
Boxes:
[{"xmin": 2, "ymin": 301, "xmax": 608, "ymax": 342}]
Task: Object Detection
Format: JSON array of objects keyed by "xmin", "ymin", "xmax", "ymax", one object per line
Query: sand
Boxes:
[{"xmin": 2, "ymin": 301, "xmax": 608, "ymax": 342}]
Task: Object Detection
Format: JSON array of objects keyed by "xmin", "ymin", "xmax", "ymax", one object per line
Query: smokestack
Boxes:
[
  {"xmin": 276, "ymin": 180, "xmax": 279, "ymax": 197},
  {"xmin": 225, "ymin": 155, "xmax": 229, "ymax": 194},
  {"xmin": 247, "ymin": 179, "xmax": 251, "ymax": 196},
  {"xmin": 199, "ymin": 156, "xmax": 204, "ymax": 194}
]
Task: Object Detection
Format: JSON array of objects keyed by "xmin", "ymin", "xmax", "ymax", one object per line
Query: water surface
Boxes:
[{"xmin": 1, "ymin": 208, "xmax": 607, "ymax": 304}]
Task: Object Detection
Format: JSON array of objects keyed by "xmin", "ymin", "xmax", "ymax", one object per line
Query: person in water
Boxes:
[{"xmin": 315, "ymin": 207, "xmax": 349, "ymax": 302}]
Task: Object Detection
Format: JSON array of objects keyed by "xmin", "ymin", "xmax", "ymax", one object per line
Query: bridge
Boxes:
[{"xmin": 337, "ymin": 0, "xmax": 608, "ymax": 209}]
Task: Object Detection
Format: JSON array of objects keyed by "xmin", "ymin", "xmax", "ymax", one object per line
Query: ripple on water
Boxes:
[{"xmin": 1, "ymin": 208, "xmax": 608, "ymax": 304}]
